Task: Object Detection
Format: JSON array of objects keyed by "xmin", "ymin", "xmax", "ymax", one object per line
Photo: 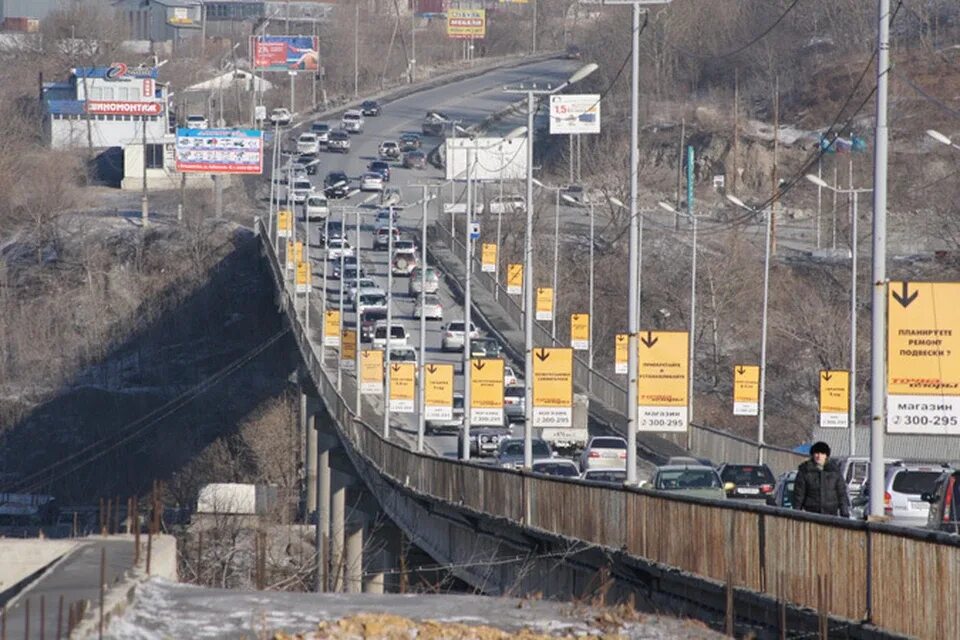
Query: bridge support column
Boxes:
[
  {"xmin": 317, "ymin": 445, "xmax": 330, "ymax": 591},
  {"xmin": 345, "ymin": 522, "xmax": 363, "ymax": 593},
  {"xmin": 304, "ymin": 392, "xmax": 317, "ymax": 516},
  {"xmin": 330, "ymin": 470, "xmax": 346, "ymax": 591}
]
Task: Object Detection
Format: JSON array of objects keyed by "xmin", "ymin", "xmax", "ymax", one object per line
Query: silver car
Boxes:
[
  {"xmin": 440, "ymin": 321, "xmax": 480, "ymax": 352},
  {"xmin": 579, "ymin": 436, "xmax": 628, "ymax": 472},
  {"xmin": 408, "ymin": 267, "xmax": 440, "ymax": 295},
  {"xmin": 503, "ymin": 385, "xmax": 525, "ymax": 423}
]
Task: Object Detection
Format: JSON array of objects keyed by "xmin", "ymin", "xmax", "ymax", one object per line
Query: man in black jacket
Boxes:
[{"xmin": 793, "ymin": 441, "xmax": 850, "ymax": 517}]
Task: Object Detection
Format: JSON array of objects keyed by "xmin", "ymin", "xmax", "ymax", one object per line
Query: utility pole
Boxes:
[
  {"xmin": 417, "ymin": 185, "xmax": 430, "ymax": 452},
  {"xmin": 462, "ymin": 148, "xmax": 474, "ymax": 461},
  {"xmin": 354, "ymin": 4, "xmax": 360, "ymax": 97},
  {"xmin": 771, "ymin": 76, "xmax": 779, "ymax": 255},
  {"xmin": 675, "ymin": 118, "xmax": 684, "ymax": 231},
  {"xmin": 141, "ymin": 115, "xmax": 149, "ymax": 228},
  {"xmin": 531, "ymin": 0, "xmax": 538, "ymax": 54},
  {"xmin": 384, "ymin": 204, "xmax": 395, "ymax": 438}
]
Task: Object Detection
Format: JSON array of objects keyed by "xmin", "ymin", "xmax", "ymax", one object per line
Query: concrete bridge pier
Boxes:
[
  {"xmin": 345, "ymin": 520, "xmax": 364, "ymax": 593},
  {"xmin": 302, "ymin": 391, "xmax": 318, "ymax": 516}
]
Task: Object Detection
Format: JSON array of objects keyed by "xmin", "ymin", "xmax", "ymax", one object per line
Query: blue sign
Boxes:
[{"xmin": 175, "ymin": 128, "xmax": 264, "ymax": 175}]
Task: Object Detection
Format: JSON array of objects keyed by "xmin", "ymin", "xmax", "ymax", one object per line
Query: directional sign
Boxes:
[
  {"xmin": 286, "ymin": 240, "xmax": 295, "ymax": 270},
  {"xmin": 277, "ymin": 210, "xmax": 291, "ymax": 238},
  {"xmin": 424, "ymin": 363, "xmax": 454, "ymax": 421},
  {"xmin": 532, "ymin": 348, "xmax": 573, "ymax": 427},
  {"xmin": 570, "ymin": 314, "xmax": 589, "ymax": 351},
  {"xmin": 507, "ymin": 263, "xmax": 523, "ymax": 295},
  {"xmin": 535, "ymin": 287, "xmax": 554, "ymax": 321},
  {"xmin": 887, "ymin": 281, "xmax": 960, "ymax": 434},
  {"xmin": 469, "ymin": 222, "xmax": 481, "ymax": 240},
  {"xmin": 323, "ymin": 311, "xmax": 341, "ymax": 347},
  {"xmin": 360, "ymin": 349, "xmax": 383, "ymax": 395},
  {"xmin": 615, "ymin": 334, "xmax": 628, "ymax": 375},
  {"xmin": 481, "ymin": 243, "xmax": 497, "ymax": 273},
  {"xmin": 340, "ymin": 329, "xmax": 356, "ymax": 370},
  {"xmin": 389, "ymin": 362, "xmax": 416, "ymax": 413},
  {"xmin": 296, "ymin": 260, "xmax": 310, "ymax": 294},
  {"xmin": 733, "ymin": 365, "xmax": 759, "ymax": 416},
  {"xmin": 819, "ymin": 370, "xmax": 849, "ymax": 428},
  {"xmin": 470, "ymin": 358, "xmax": 504, "ymax": 426},
  {"xmin": 637, "ymin": 330, "xmax": 689, "ymax": 432}
]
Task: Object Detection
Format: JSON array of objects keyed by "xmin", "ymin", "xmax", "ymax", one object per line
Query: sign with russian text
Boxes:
[
  {"xmin": 819, "ymin": 370, "xmax": 849, "ymax": 428},
  {"xmin": 175, "ymin": 128, "xmax": 264, "ymax": 175},
  {"xmin": 251, "ymin": 35, "xmax": 319, "ymax": 71},
  {"xmin": 535, "ymin": 287, "xmax": 553, "ymax": 321},
  {"xmin": 532, "ymin": 348, "xmax": 573, "ymax": 427},
  {"xmin": 85, "ymin": 101, "xmax": 163, "ymax": 116},
  {"xmin": 341, "ymin": 330, "xmax": 356, "ymax": 370},
  {"xmin": 733, "ymin": 365, "xmax": 759, "ymax": 416},
  {"xmin": 615, "ymin": 334, "xmax": 628, "ymax": 375},
  {"xmin": 277, "ymin": 210, "xmax": 291, "ymax": 238},
  {"xmin": 447, "ymin": 8, "xmax": 485, "ymax": 39},
  {"xmin": 424, "ymin": 363, "xmax": 454, "ymax": 421},
  {"xmin": 324, "ymin": 311, "xmax": 340, "ymax": 347},
  {"xmin": 470, "ymin": 358, "xmax": 504, "ymax": 426},
  {"xmin": 571, "ymin": 314, "xmax": 589, "ymax": 351},
  {"xmin": 887, "ymin": 281, "xmax": 960, "ymax": 434},
  {"xmin": 296, "ymin": 260, "xmax": 310, "ymax": 294},
  {"xmin": 481, "ymin": 243, "xmax": 497, "ymax": 273},
  {"xmin": 507, "ymin": 263, "xmax": 523, "ymax": 295},
  {"xmin": 637, "ymin": 330, "xmax": 688, "ymax": 432},
  {"xmin": 549, "ymin": 94, "xmax": 601, "ymax": 135},
  {"xmin": 360, "ymin": 350, "xmax": 383, "ymax": 395},
  {"xmin": 389, "ymin": 362, "xmax": 416, "ymax": 413}
]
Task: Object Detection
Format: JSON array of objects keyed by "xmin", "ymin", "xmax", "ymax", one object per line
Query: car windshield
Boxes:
[
  {"xmin": 591, "ymin": 438, "xmax": 627, "ymax": 449},
  {"xmin": 892, "ymin": 471, "xmax": 942, "ymax": 495},
  {"xmin": 656, "ymin": 470, "xmax": 722, "ymax": 490},
  {"xmin": 720, "ymin": 465, "xmax": 775, "ymax": 485},
  {"xmin": 421, "ymin": 295, "xmax": 441, "ymax": 306},
  {"xmin": 536, "ymin": 463, "xmax": 579, "ymax": 477},
  {"xmin": 344, "ymin": 114, "xmax": 361, "ymax": 121},
  {"xmin": 448, "ymin": 322, "xmax": 465, "ymax": 332},
  {"xmin": 532, "ymin": 441, "xmax": 550, "ymax": 456},
  {"xmin": 501, "ymin": 441, "xmax": 524, "ymax": 456},
  {"xmin": 505, "ymin": 387, "xmax": 524, "ymax": 398},
  {"xmin": 452, "ymin": 395, "xmax": 464, "ymax": 409},
  {"xmin": 363, "ymin": 310, "xmax": 387, "ymax": 323},
  {"xmin": 375, "ymin": 326, "xmax": 405, "ymax": 338},
  {"xmin": 360, "ymin": 295, "xmax": 385, "ymax": 305},
  {"xmin": 391, "ymin": 350, "xmax": 416, "ymax": 361},
  {"xmin": 307, "ymin": 197, "xmax": 326, "ymax": 206}
]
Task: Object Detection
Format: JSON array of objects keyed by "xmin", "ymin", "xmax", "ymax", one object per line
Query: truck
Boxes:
[{"xmin": 538, "ymin": 393, "xmax": 589, "ymax": 456}]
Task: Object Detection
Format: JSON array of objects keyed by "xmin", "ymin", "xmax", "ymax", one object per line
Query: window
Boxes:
[
  {"xmin": 145, "ymin": 144, "xmax": 164, "ymax": 169},
  {"xmin": 101, "ymin": 87, "xmax": 114, "ymax": 100},
  {"xmin": 90, "ymin": 87, "xmax": 102, "ymax": 100}
]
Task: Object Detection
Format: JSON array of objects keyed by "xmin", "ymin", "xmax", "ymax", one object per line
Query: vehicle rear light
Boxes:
[
  {"xmin": 588, "ymin": 451, "xmax": 600, "ymax": 458},
  {"xmin": 945, "ymin": 478, "xmax": 955, "ymax": 522},
  {"xmin": 760, "ymin": 484, "xmax": 773, "ymax": 494},
  {"xmin": 884, "ymin": 491, "xmax": 891, "ymax": 505},
  {"xmin": 618, "ymin": 452, "xmax": 627, "ymax": 459}
]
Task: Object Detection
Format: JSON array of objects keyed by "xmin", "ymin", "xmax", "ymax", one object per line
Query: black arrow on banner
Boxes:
[
  {"xmin": 822, "ymin": 371, "xmax": 832, "ymax": 381},
  {"xmin": 640, "ymin": 331, "xmax": 658, "ymax": 349},
  {"xmin": 427, "ymin": 364, "xmax": 437, "ymax": 374},
  {"xmin": 737, "ymin": 365, "xmax": 745, "ymax": 375},
  {"xmin": 616, "ymin": 335, "xmax": 626, "ymax": 342},
  {"xmin": 892, "ymin": 282, "xmax": 919, "ymax": 308},
  {"xmin": 536, "ymin": 348, "xmax": 550, "ymax": 362},
  {"xmin": 391, "ymin": 363, "xmax": 401, "ymax": 372},
  {"xmin": 473, "ymin": 360, "xmax": 486, "ymax": 371}
]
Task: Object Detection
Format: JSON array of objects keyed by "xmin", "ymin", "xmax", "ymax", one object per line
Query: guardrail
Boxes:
[
  {"xmin": 258, "ymin": 216, "xmax": 960, "ymax": 639},
  {"xmin": 428, "ymin": 219, "xmax": 805, "ymax": 474}
]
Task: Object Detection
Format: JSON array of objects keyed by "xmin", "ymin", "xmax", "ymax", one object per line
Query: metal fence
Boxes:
[{"xmin": 258, "ymin": 217, "xmax": 960, "ymax": 639}]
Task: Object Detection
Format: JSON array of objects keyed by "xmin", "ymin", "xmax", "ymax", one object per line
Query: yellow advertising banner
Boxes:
[
  {"xmin": 447, "ymin": 8, "xmax": 486, "ymax": 39},
  {"xmin": 507, "ymin": 263, "xmax": 523, "ymax": 295},
  {"xmin": 615, "ymin": 333, "xmax": 628, "ymax": 375},
  {"xmin": 532, "ymin": 348, "xmax": 573, "ymax": 427},
  {"xmin": 819, "ymin": 370, "xmax": 849, "ymax": 428},
  {"xmin": 535, "ymin": 287, "xmax": 554, "ymax": 321},
  {"xmin": 296, "ymin": 260, "xmax": 310, "ymax": 294},
  {"xmin": 733, "ymin": 365, "xmax": 759, "ymax": 416},
  {"xmin": 470, "ymin": 358, "xmax": 504, "ymax": 426},
  {"xmin": 888, "ymin": 281, "xmax": 960, "ymax": 434},
  {"xmin": 388, "ymin": 361, "xmax": 416, "ymax": 413},
  {"xmin": 294, "ymin": 241, "xmax": 304, "ymax": 263},
  {"xmin": 570, "ymin": 314, "xmax": 589, "ymax": 351},
  {"xmin": 637, "ymin": 330, "xmax": 688, "ymax": 432},
  {"xmin": 424, "ymin": 363, "xmax": 454, "ymax": 421},
  {"xmin": 341, "ymin": 329, "xmax": 356, "ymax": 369},
  {"xmin": 277, "ymin": 210, "xmax": 291, "ymax": 238},
  {"xmin": 324, "ymin": 310, "xmax": 340, "ymax": 347},
  {"xmin": 360, "ymin": 349, "xmax": 383, "ymax": 394},
  {"xmin": 286, "ymin": 240, "xmax": 295, "ymax": 270},
  {"xmin": 481, "ymin": 243, "xmax": 497, "ymax": 273}
]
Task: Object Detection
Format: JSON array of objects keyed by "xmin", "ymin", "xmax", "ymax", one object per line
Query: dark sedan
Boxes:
[
  {"xmin": 324, "ymin": 171, "xmax": 351, "ymax": 199},
  {"xmin": 361, "ymin": 100, "xmax": 382, "ymax": 116},
  {"xmin": 403, "ymin": 150, "xmax": 427, "ymax": 170},
  {"xmin": 399, "ymin": 132, "xmax": 422, "ymax": 151},
  {"xmin": 368, "ymin": 160, "xmax": 391, "ymax": 182}
]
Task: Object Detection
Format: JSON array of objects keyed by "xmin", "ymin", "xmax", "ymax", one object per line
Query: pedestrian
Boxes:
[{"xmin": 793, "ymin": 441, "xmax": 850, "ymax": 517}]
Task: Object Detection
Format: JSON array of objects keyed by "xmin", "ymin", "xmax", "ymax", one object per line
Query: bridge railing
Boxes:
[{"xmin": 257, "ymin": 217, "xmax": 960, "ymax": 639}]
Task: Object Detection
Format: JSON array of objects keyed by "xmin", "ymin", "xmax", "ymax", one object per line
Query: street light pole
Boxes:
[
  {"xmin": 462, "ymin": 148, "xmax": 474, "ymax": 461},
  {"xmin": 384, "ymin": 204, "xmax": 395, "ymax": 439},
  {"xmin": 418, "ymin": 185, "xmax": 430, "ymax": 452},
  {"xmin": 589, "ymin": 201, "xmax": 595, "ymax": 380},
  {"xmin": 552, "ymin": 188, "xmax": 560, "ymax": 343},
  {"xmin": 356, "ymin": 208, "xmax": 362, "ymax": 417}
]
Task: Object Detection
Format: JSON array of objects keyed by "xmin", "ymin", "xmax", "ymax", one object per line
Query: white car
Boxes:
[
  {"xmin": 386, "ymin": 346, "xmax": 418, "ymax": 367},
  {"xmin": 185, "ymin": 114, "xmax": 208, "ymax": 129},
  {"xmin": 378, "ymin": 140, "xmax": 401, "ymax": 160},
  {"xmin": 348, "ymin": 277, "xmax": 382, "ymax": 301},
  {"xmin": 503, "ymin": 365, "xmax": 518, "ymax": 386},
  {"xmin": 579, "ymin": 436, "xmax": 628, "ymax": 472},
  {"xmin": 360, "ymin": 172, "xmax": 384, "ymax": 192},
  {"xmin": 326, "ymin": 238, "xmax": 354, "ymax": 260},
  {"xmin": 283, "ymin": 178, "xmax": 314, "ymax": 205},
  {"xmin": 440, "ymin": 321, "xmax": 480, "ymax": 352},
  {"xmin": 352, "ymin": 286, "xmax": 386, "ymax": 310},
  {"xmin": 341, "ymin": 109, "xmax": 364, "ymax": 133},
  {"xmin": 372, "ymin": 322, "xmax": 408, "ymax": 349},
  {"xmin": 297, "ymin": 132, "xmax": 320, "ymax": 155},
  {"xmin": 414, "ymin": 293, "xmax": 443, "ymax": 320},
  {"xmin": 270, "ymin": 107, "xmax": 292, "ymax": 126},
  {"xmin": 393, "ymin": 239, "xmax": 417, "ymax": 256},
  {"xmin": 486, "ymin": 195, "xmax": 526, "ymax": 215},
  {"xmin": 310, "ymin": 121, "xmax": 331, "ymax": 144},
  {"xmin": 303, "ymin": 194, "xmax": 329, "ymax": 221}
]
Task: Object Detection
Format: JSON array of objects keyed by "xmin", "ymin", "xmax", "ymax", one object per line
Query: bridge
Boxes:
[{"xmin": 251, "ymin": 59, "xmax": 959, "ymax": 638}]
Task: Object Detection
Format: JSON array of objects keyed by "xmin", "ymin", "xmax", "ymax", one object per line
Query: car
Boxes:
[
  {"xmin": 394, "ymin": 239, "xmax": 417, "ymax": 256},
  {"xmin": 565, "ymin": 44, "xmax": 582, "ymax": 60},
  {"xmin": 402, "ymin": 150, "xmax": 427, "ymax": 170},
  {"xmin": 375, "ymin": 208, "xmax": 399, "ymax": 226},
  {"xmin": 322, "ymin": 220, "xmax": 344, "ymax": 243},
  {"xmin": 386, "ymin": 345, "xmax": 417, "ymax": 366},
  {"xmin": 503, "ymin": 365, "xmax": 518, "ymax": 387},
  {"xmin": 470, "ymin": 337, "xmax": 502, "ymax": 359},
  {"xmin": 283, "ymin": 177, "xmax": 314, "ymax": 205},
  {"xmin": 833, "ymin": 456, "xmax": 904, "ymax": 496},
  {"xmin": 360, "ymin": 172, "xmax": 384, "ymax": 192},
  {"xmin": 427, "ymin": 393, "xmax": 465, "ymax": 435},
  {"xmin": 496, "ymin": 438, "xmax": 552, "ymax": 469},
  {"xmin": 372, "ymin": 322, "xmax": 408, "ymax": 349},
  {"xmin": 361, "ymin": 100, "xmax": 382, "ymax": 116},
  {"xmin": 581, "ymin": 468, "xmax": 628, "ymax": 484},
  {"xmin": 532, "ymin": 459, "xmax": 581, "ymax": 478},
  {"xmin": 503, "ymin": 385, "xmax": 525, "ymax": 423},
  {"xmin": 470, "ymin": 424, "xmax": 512, "ymax": 456},
  {"xmin": 650, "ymin": 465, "xmax": 728, "ymax": 500},
  {"xmin": 408, "ymin": 267, "xmax": 440, "ymax": 294},
  {"xmin": 270, "ymin": 107, "xmax": 292, "ymax": 126},
  {"xmin": 337, "ymin": 267, "xmax": 366, "ymax": 292},
  {"xmin": 486, "ymin": 195, "xmax": 526, "ymax": 215},
  {"xmin": 415, "ymin": 293, "xmax": 443, "ymax": 320},
  {"xmin": 717, "ymin": 463, "xmax": 776, "ymax": 500},
  {"xmin": 422, "ymin": 111, "xmax": 449, "ymax": 136},
  {"xmin": 399, "ymin": 132, "xmax": 422, "ymax": 151},
  {"xmin": 303, "ymin": 194, "xmax": 329, "ymax": 221},
  {"xmin": 324, "ymin": 171, "xmax": 351, "ymax": 198},
  {"xmin": 311, "ymin": 121, "xmax": 331, "ymax": 143},
  {"xmin": 186, "ymin": 114, "xmax": 208, "ymax": 129},
  {"xmin": 883, "ymin": 464, "xmax": 947, "ymax": 527},
  {"xmin": 348, "ymin": 277, "xmax": 383, "ymax": 302},
  {"xmin": 373, "ymin": 226, "xmax": 401, "ymax": 251},
  {"xmin": 766, "ymin": 471, "xmax": 798, "ymax": 509},
  {"xmin": 341, "ymin": 109, "xmax": 364, "ymax": 133},
  {"xmin": 327, "ymin": 130, "xmax": 351, "ymax": 153},
  {"xmin": 923, "ymin": 468, "xmax": 960, "ymax": 533},
  {"xmin": 378, "ymin": 140, "xmax": 401, "ymax": 160},
  {"xmin": 368, "ymin": 160, "xmax": 391, "ymax": 182},
  {"xmin": 441, "ymin": 321, "xmax": 480, "ymax": 352},
  {"xmin": 391, "ymin": 251, "xmax": 419, "ymax": 276},
  {"xmin": 292, "ymin": 153, "xmax": 320, "ymax": 175},
  {"xmin": 331, "ymin": 255, "xmax": 363, "ymax": 279},
  {"xmin": 579, "ymin": 436, "xmax": 628, "ymax": 471},
  {"xmin": 297, "ymin": 132, "xmax": 320, "ymax": 155},
  {"xmin": 360, "ymin": 308, "xmax": 389, "ymax": 341},
  {"xmin": 326, "ymin": 238, "xmax": 354, "ymax": 260}
]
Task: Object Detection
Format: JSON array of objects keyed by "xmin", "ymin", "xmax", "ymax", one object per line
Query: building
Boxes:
[
  {"xmin": 200, "ymin": 1, "xmax": 265, "ymax": 39},
  {"xmin": 0, "ymin": 0, "xmax": 63, "ymax": 21},
  {"xmin": 113, "ymin": 0, "xmax": 202, "ymax": 46}
]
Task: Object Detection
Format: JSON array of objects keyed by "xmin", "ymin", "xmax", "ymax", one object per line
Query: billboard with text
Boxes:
[
  {"xmin": 251, "ymin": 36, "xmax": 319, "ymax": 71},
  {"xmin": 175, "ymin": 128, "xmax": 264, "ymax": 175}
]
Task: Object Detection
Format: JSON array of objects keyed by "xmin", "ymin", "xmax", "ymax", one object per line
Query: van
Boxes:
[{"xmin": 341, "ymin": 110, "xmax": 364, "ymax": 133}]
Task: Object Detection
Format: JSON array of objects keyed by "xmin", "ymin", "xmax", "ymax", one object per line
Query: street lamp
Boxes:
[
  {"xmin": 533, "ymin": 177, "xmax": 564, "ymax": 342},
  {"xmin": 504, "ymin": 62, "xmax": 598, "ymax": 469},
  {"xmin": 726, "ymin": 194, "xmax": 772, "ymax": 463}
]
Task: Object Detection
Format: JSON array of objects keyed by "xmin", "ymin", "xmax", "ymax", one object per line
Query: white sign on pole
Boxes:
[
  {"xmin": 549, "ymin": 95, "xmax": 601, "ymax": 135},
  {"xmin": 445, "ymin": 137, "xmax": 528, "ymax": 182}
]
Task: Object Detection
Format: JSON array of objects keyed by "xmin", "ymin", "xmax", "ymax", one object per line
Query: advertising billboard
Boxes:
[
  {"xmin": 445, "ymin": 137, "xmax": 527, "ymax": 182},
  {"xmin": 447, "ymin": 9, "xmax": 486, "ymax": 39},
  {"xmin": 251, "ymin": 36, "xmax": 320, "ymax": 72},
  {"xmin": 175, "ymin": 128, "xmax": 264, "ymax": 175},
  {"xmin": 85, "ymin": 101, "xmax": 163, "ymax": 116},
  {"xmin": 549, "ymin": 95, "xmax": 601, "ymax": 135}
]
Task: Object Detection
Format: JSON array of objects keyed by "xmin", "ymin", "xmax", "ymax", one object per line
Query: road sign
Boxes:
[
  {"xmin": 532, "ymin": 348, "xmax": 573, "ymax": 427},
  {"xmin": 887, "ymin": 281, "xmax": 960, "ymax": 434},
  {"xmin": 819, "ymin": 370, "xmax": 849, "ymax": 428},
  {"xmin": 447, "ymin": 8, "xmax": 485, "ymax": 39},
  {"xmin": 733, "ymin": 365, "xmax": 759, "ymax": 416},
  {"xmin": 637, "ymin": 330, "xmax": 689, "ymax": 432},
  {"xmin": 175, "ymin": 128, "xmax": 264, "ymax": 174},
  {"xmin": 615, "ymin": 334, "xmax": 628, "ymax": 374},
  {"xmin": 360, "ymin": 350, "xmax": 383, "ymax": 395},
  {"xmin": 296, "ymin": 260, "xmax": 310, "ymax": 294},
  {"xmin": 324, "ymin": 311, "xmax": 340, "ymax": 347},
  {"xmin": 341, "ymin": 330, "xmax": 356, "ymax": 370},
  {"xmin": 535, "ymin": 287, "xmax": 553, "ymax": 321},
  {"xmin": 507, "ymin": 263, "xmax": 523, "ymax": 295},
  {"xmin": 277, "ymin": 210, "xmax": 291, "ymax": 238},
  {"xmin": 481, "ymin": 243, "xmax": 497, "ymax": 273},
  {"xmin": 389, "ymin": 362, "xmax": 416, "ymax": 413},
  {"xmin": 424, "ymin": 363, "xmax": 454, "ymax": 421},
  {"xmin": 570, "ymin": 314, "xmax": 589, "ymax": 351},
  {"xmin": 549, "ymin": 94, "xmax": 601, "ymax": 135},
  {"xmin": 286, "ymin": 240, "xmax": 295, "ymax": 270},
  {"xmin": 470, "ymin": 358, "xmax": 504, "ymax": 426},
  {"xmin": 469, "ymin": 222, "xmax": 481, "ymax": 240}
]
